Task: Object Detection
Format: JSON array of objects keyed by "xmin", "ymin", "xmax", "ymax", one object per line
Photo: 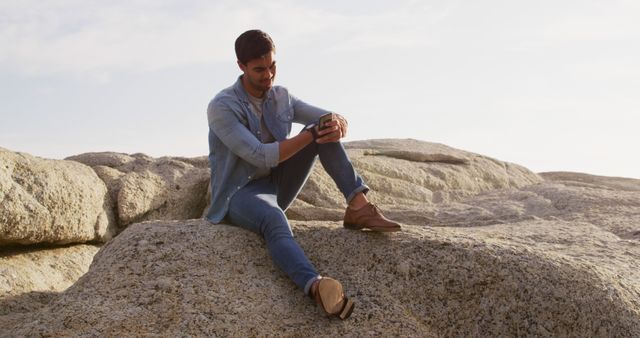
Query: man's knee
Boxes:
[
  {"xmin": 259, "ymin": 208, "xmax": 293, "ymax": 239},
  {"xmin": 317, "ymin": 140, "xmax": 345, "ymax": 154}
]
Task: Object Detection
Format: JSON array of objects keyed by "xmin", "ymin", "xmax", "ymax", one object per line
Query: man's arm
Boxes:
[
  {"xmin": 278, "ymin": 124, "xmax": 341, "ymax": 162},
  {"xmin": 290, "ymin": 92, "xmax": 348, "ymax": 143},
  {"xmin": 278, "ymin": 130, "xmax": 313, "ymax": 162},
  {"xmin": 290, "ymin": 94, "xmax": 330, "ymax": 125},
  {"xmin": 209, "ymin": 99, "xmax": 280, "ymax": 169},
  {"xmin": 210, "ymin": 98, "xmax": 330, "ymax": 166}
]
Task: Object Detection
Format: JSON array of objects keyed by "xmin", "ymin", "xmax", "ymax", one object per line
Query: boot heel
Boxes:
[
  {"xmin": 339, "ymin": 298, "xmax": 355, "ymax": 320},
  {"xmin": 343, "ymin": 222, "xmax": 363, "ymax": 230}
]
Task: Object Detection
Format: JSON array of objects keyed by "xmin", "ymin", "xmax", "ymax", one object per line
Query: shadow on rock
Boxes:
[{"xmin": 0, "ymin": 291, "xmax": 58, "ymax": 316}]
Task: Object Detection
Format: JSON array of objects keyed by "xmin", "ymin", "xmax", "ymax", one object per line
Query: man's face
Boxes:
[{"xmin": 239, "ymin": 51, "xmax": 276, "ymax": 97}]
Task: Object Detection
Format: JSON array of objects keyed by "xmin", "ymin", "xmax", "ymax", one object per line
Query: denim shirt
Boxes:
[{"xmin": 205, "ymin": 76, "xmax": 331, "ymax": 223}]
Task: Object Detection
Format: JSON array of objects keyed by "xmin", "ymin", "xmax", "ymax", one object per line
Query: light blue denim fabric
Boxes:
[
  {"xmin": 206, "ymin": 76, "xmax": 332, "ymax": 223},
  {"xmin": 225, "ymin": 141, "xmax": 369, "ymax": 293}
]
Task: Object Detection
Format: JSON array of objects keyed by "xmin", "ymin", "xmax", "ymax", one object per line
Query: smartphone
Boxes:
[{"xmin": 318, "ymin": 113, "xmax": 333, "ymax": 131}]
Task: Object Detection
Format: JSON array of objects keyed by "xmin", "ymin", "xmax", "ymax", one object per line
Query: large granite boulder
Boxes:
[
  {"xmin": 65, "ymin": 139, "xmax": 542, "ymax": 227},
  {"xmin": 0, "ymin": 148, "xmax": 115, "ymax": 245},
  {"xmin": 287, "ymin": 139, "xmax": 543, "ymax": 223},
  {"xmin": 66, "ymin": 152, "xmax": 210, "ymax": 229},
  {"xmin": 1, "ymin": 141, "xmax": 638, "ymax": 337},
  {"xmin": 1, "ymin": 218, "xmax": 637, "ymax": 337}
]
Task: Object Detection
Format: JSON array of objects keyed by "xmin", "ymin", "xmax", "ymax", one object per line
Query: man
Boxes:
[{"xmin": 206, "ymin": 29, "xmax": 401, "ymax": 320}]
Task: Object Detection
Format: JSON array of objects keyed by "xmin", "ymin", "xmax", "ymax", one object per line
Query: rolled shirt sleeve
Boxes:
[{"xmin": 208, "ymin": 99, "xmax": 280, "ymax": 169}]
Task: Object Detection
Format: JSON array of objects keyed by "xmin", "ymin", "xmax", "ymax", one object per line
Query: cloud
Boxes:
[
  {"xmin": 0, "ymin": 0, "xmax": 239, "ymax": 75},
  {"xmin": 540, "ymin": 2, "xmax": 640, "ymax": 42},
  {"xmin": 0, "ymin": 0, "xmax": 449, "ymax": 78}
]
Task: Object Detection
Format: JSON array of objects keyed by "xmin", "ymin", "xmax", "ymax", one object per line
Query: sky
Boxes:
[{"xmin": 1, "ymin": 0, "xmax": 639, "ymax": 179}]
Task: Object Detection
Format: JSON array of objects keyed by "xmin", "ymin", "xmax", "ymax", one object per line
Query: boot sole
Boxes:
[
  {"xmin": 343, "ymin": 222, "xmax": 401, "ymax": 232},
  {"xmin": 317, "ymin": 278, "xmax": 355, "ymax": 320}
]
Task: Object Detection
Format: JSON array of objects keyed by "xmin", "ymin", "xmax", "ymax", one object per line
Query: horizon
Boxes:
[{"xmin": 1, "ymin": 1, "xmax": 639, "ymax": 179}]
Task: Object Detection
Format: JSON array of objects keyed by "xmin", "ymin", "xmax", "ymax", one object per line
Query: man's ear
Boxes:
[{"xmin": 237, "ymin": 60, "xmax": 246, "ymax": 72}]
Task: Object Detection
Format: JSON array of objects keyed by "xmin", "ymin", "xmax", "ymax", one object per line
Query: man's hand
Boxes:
[{"xmin": 316, "ymin": 113, "xmax": 348, "ymax": 144}]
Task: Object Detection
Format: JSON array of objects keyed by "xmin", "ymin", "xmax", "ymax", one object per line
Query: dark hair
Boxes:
[{"xmin": 235, "ymin": 30, "xmax": 276, "ymax": 65}]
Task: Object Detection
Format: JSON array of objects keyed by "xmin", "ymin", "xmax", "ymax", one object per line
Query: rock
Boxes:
[
  {"xmin": 68, "ymin": 139, "xmax": 542, "ymax": 226},
  {"xmin": 0, "ymin": 244, "xmax": 100, "ymax": 316},
  {"xmin": 0, "ymin": 244, "xmax": 100, "ymax": 294},
  {"xmin": 117, "ymin": 170, "xmax": 169, "ymax": 225},
  {"xmin": 67, "ymin": 153, "xmax": 210, "ymax": 228},
  {"xmin": 392, "ymin": 173, "xmax": 640, "ymax": 238},
  {"xmin": 65, "ymin": 152, "xmax": 136, "ymax": 168},
  {"xmin": 92, "ymin": 165, "xmax": 126, "ymax": 210},
  {"xmin": 1, "ymin": 219, "xmax": 637, "ymax": 337},
  {"xmin": 540, "ymin": 171, "xmax": 640, "ymax": 192},
  {"xmin": 288, "ymin": 139, "xmax": 542, "ymax": 222},
  {"xmin": 0, "ymin": 148, "xmax": 116, "ymax": 245},
  {"xmin": 526, "ymin": 177, "xmax": 640, "ymax": 240},
  {"xmin": 1, "ymin": 141, "xmax": 639, "ymax": 337}
]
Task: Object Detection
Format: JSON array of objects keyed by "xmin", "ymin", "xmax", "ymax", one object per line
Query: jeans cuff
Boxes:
[
  {"xmin": 304, "ymin": 275, "xmax": 322, "ymax": 296},
  {"xmin": 346, "ymin": 185, "xmax": 370, "ymax": 204}
]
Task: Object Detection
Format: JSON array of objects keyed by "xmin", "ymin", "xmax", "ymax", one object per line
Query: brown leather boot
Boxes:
[
  {"xmin": 310, "ymin": 277, "xmax": 355, "ymax": 320},
  {"xmin": 343, "ymin": 202, "xmax": 401, "ymax": 232}
]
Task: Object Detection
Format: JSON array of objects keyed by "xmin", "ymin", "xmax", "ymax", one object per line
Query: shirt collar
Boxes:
[{"xmin": 233, "ymin": 75, "xmax": 273, "ymax": 104}]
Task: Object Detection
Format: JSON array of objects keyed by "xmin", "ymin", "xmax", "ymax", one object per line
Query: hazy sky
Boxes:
[{"xmin": 1, "ymin": 0, "xmax": 639, "ymax": 178}]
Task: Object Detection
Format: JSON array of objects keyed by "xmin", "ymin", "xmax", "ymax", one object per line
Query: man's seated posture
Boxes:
[{"xmin": 205, "ymin": 30, "xmax": 401, "ymax": 320}]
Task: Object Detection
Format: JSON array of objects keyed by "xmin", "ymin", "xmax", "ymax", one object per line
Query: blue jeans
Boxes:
[{"xmin": 226, "ymin": 141, "xmax": 368, "ymax": 295}]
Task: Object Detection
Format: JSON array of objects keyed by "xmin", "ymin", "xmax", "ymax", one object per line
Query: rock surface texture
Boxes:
[
  {"xmin": 0, "ymin": 148, "xmax": 115, "ymax": 245},
  {"xmin": 0, "ymin": 244, "xmax": 99, "ymax": 315},
  {"xmin": 1, "ymin": 219, "xmax": 638, "ymax": 337},
  {"xmin": 287, "ymin": 139, "xmax": 542, "ymax": 223},
  {"xmin": 0, "ymin": 139, "xmax": 638, "ymax": 336},
  {"xmin": 66, "ymin": 152, "xmax": 210, "ymax": 229}
]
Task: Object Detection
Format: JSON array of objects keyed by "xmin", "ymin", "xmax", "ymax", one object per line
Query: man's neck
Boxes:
[{"xmin": 241, "ymin": 76, "xmax": 266, "ymax": 99}]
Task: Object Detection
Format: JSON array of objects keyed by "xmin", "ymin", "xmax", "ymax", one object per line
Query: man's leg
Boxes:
[
  {"xmin": 273, "ymin": 141, "xmax": 401, "ymax": 232},
  {"xmin": 272, "ymin": 141, "xmax": 368, "ymax": 211},
  {"xmin": 227, "ymin": 177, "xmax": 320, "ymax": 295}
]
